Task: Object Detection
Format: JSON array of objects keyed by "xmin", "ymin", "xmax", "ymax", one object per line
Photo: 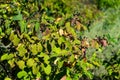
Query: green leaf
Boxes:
[
  {"xmin": 52, "ymin": 46, "xmax": 61, "ymax": 55},
  {"xmin": 38, "ymin": 52, "xmax": 50, "ymax": 64},
  {"xmin": 38, "ymin": 52, "xmax": 45, "ymax": 57},
  {"xmin": 12, "ymin": 35, "xmax": 20, "ymax": 46},
  {"xmin": 30, "ymin": 43, "xmax": 43, "ymax": 55},
  {"xmin": 9, "ymin": 32, "xmax": 20, "ymax": 46},
  {"xmin": 17, "ymin": 44, "xmax": 27, "ymax": 57},
  {"xmin": 69, "ymin": 54, "xmax": 75, "ymax": 63},
  {"xmin": 66, "ymin": 77, "xmax": 72, "ymax": 80},
  {"xmin": 1, "ymin": 53, "xmax": 9, "ymax": 61},
  {"xmin": 61, "ymin": 50, "xmax": 69, "ymax": 56},
  {"xmin": 17, "ymin": 71, "xmax": 27, "ymax": 79},
  {"xmin": 19, "ymin": 20, "xmax": 26, "ymax": 33},
  {"xmin": 37, "ymin": 43, "xmax": 43, "ymax": 52},
  {"xmin": 22, "ymin": 10, "xmax": 29, "ymax": 16},
  {"xmin": 8, "ymin": 59, "xmax": 15, "ymax": 68},
  {"xmin": 58, "ymin": 60, "xmax": 64, "ymax": 69},
  {"xmin": 0, "ymin": 4, "xmax": 8, "ymax": 8},
  {"xmin": 73, "ymin": 74, "xmax": 79, "ymax": 80},
  {"xmin": 35, "ymin": 22, "xmax": 40, "ymax": 32},
  {"xmin": 92, "ymin": 61, "xmax": 100, "ymax": 67},
  {"xmin": 32, "ymin": 63, "xmax": 40, "ymax": 75},
  {"xmin": 17, "ymin": 60, "xmax": 25, "ymax": 69},
  {"xmin": 58, "ymin": 36, "xmax": 65, "ymax": 45},
  {"xmin": 5, "ymin": 20, "xmax": 11, "ymax": 29},
  {"xmin": 6, "ymin": 28, "xmax": 12, "ymax": 35},
  {"xmin": 27, "ymin": 58, "xmax": 35, "ymax": 67},
  {"xmin": 44, "ymin": 65, "xmax": 51, "ymax": 75},
  {"xmin": 4, "ymin": 77, "xmax": 12, "ymax": 80},
  {"xmin": 8, "ymin": 53, "xmax": 14, "ymax": 60},
  {"xmin": 65, "ymin": 22, "xmax": 76, "ymax": 37},
  {"xmin": 67, "ymin": 68, "xmax": 70, "ymax": 77},
  {"xmin": 108, "ymin": 69, "xmax": 113, "ymax": 75},
  {"xmin": 36, "ymin": 72, "xmax": 41, "ymax": 79},
  {"xmin": 24, "ymin": 33, "xmax": 34, "ymax": 43},
  {"xmin": 73, "ymin": 39, "xmax": 81, "ymax": 45},
  {"xmin": 0, "ymin": 27, "xmax": 2, "ymax": 33},
  {"xmin": 84, "ymin": 71, "xmax": 93, "ymax": 79},
  {"xmin": 30, "ymin": 44, "xmax": 38, "ymax": 55},
  {"xmin": 44, "ymin": 55, "xmax": 50, "ymax": 64},
  {"xmin": 9, "ymin": 31, "xmax": 14, "ymax": 40},
  {"xmin": 12, "ymin": 13, "xmax": 22, "ymax": 20}
]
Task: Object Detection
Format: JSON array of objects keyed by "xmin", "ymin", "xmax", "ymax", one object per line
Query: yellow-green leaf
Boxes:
[
  {"xmin": 92, "ymin": 61, "xmax": 100, "ymax": 67},
  {"xmin": 44, "ymin": 55, "xmax": 50, "ymax": 64},
  {"xmin": 69, "ymin": 54, "xmax": 75, "ymax": 63},
  {"xmin": 4, "ymin": 77, "xmax": 12, "ymax": 80},
  {"xmin": 1, "ymin": 53, "xmax": 9, "ymax": 61},
  {"xmin": 30, "ymin": 44, "xmax": 38, "ymax": 55},
  {"xmin": 58, "ymin": 36, "xmax": 65, "ymax": 45},
  {"xmin": 24, "ymin": 34, "xmax": 34, "ymax": 43},
  {"xmin": 27, "ymin": 58, "xmax": 35, "ymax": 67},
  {"xmin": 32, "ymin": 63, "xmax": 40, "ymax": 75},
  {"xmin": 8, "ymin": 53, "xmax": 14, "ymax": 60},
  {"xmin": 17, "ymin": 60, "xmax": 25, "ymax": 69},
  {"xmin": 8, "ymin": 59, "xmax": 15, "ymax": 68},
  {"xmin": 17, "ymin": 71, "xmax": 27, "ymax": 79},
  {"xmin": 9, "ymin": 31, "xmax": 14, "ymax": 41},
  {"xmin": 12, "ymin": 35, "xmax": 20, "ymax": 46},
  {"xmin": 17, "ymin": 44, "xmax": 27, "ymax": 57},
  {"xmin": 65, "ymin": 22, "xmax": 76, "ymax": 37},
  {"xmin": 44, "ymin": 65, "xmax": 51, "ymax": 75},
  {"xmin": 37, "ymin": 43, "xmax": 43, "ymax": 52}
]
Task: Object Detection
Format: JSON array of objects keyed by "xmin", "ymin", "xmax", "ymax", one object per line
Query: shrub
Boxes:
[{"xmin": 0, "ymin": 0, "xmax": 120, "ymax": 80}]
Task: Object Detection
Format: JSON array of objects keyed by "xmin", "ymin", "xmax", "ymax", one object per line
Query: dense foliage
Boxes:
[{"xmin": 0, "ymin": 0, "xmax": 120, "ymax": 80}]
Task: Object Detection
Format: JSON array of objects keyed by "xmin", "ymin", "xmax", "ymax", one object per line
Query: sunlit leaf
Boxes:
[
  {"xmin": 17, "ymin": 44, "xmax": 27, "ymax": 57},
  {"xmin": 8, "ymin": 59, "xmax": 15, "ymax": 68},
  {"xmin": 8, "ymin": 53, "xmax": 14, "ymax": 60},
  {"xmin": 27, "ymin": 58, "xmax": 35, "ymax": 67},
  {"xmin": 84, "ymin": 71, "xmax": 93, "ymax": 79},
  {"xmin": 12, "ymin": 35, "xmax": 20, "ymax": 46},
  {"xmin": 24, "ymin": 33, "xmax": 34, "ymax": 43},
  {"xmin": 44, "ymin": 55, "xmax": 50, "ymax": 64},
  {"xmin": 65, "ymin": 22, "xmax": 76, "ymax": 37},
  {"xmin": 44, "ymin": 65, "xmax": 51, "ymax": 75},
  {"xmin": 66, "ymin": 76, "xmax": 72, "ymax": 80},
  {"xmin": 32, "ymin": 63, "xmax": 40, "ymax": 75},
  {"xmin": 58, "ymin": 36, "xmax": 65, "ymax": 45},
  {"xmin": 58, "ymin": 60, "xmax": 64, "ymax": 69},
  {"xmin": 4, "ymin": 77, "xmax": 12, "ymax": 80},
  {"xmin": 36, "ymin": 72, "xmax": 41, "ymax": 79},
  {"xmin": 92, "ymin": 61, "xmax": 100, "ymax": 67},
  {"xmin": 17, "ymin": 71, "xmax": 27, "ymax": 79},
  {"xmin": 108, "ymin": 69, "xmax": 113, "ymax": 75},
  {"xmin": 22, "ymin": 10, "xmax": 29, "ymax": 16},
  {"xmin": 1, "ymin": 53, "xmax": 9, "ymax": 61},
  {"xmin": 37, "ymin": 43, "xmax": 43, "ymax": 52},
  {"xmin": 30, "ymin": 44, "xmax": 38, "ymax": 55},
  {"xmin": 17, "ymin": 60, "xmax": 25, "ymax": 69},
  {"xmin": 52, "ymin": 46, "xmax": 61, "ymax": 56},
  {"xmin": 69, "ymin": 54, "xmax": 75, "ymax": 63}
]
